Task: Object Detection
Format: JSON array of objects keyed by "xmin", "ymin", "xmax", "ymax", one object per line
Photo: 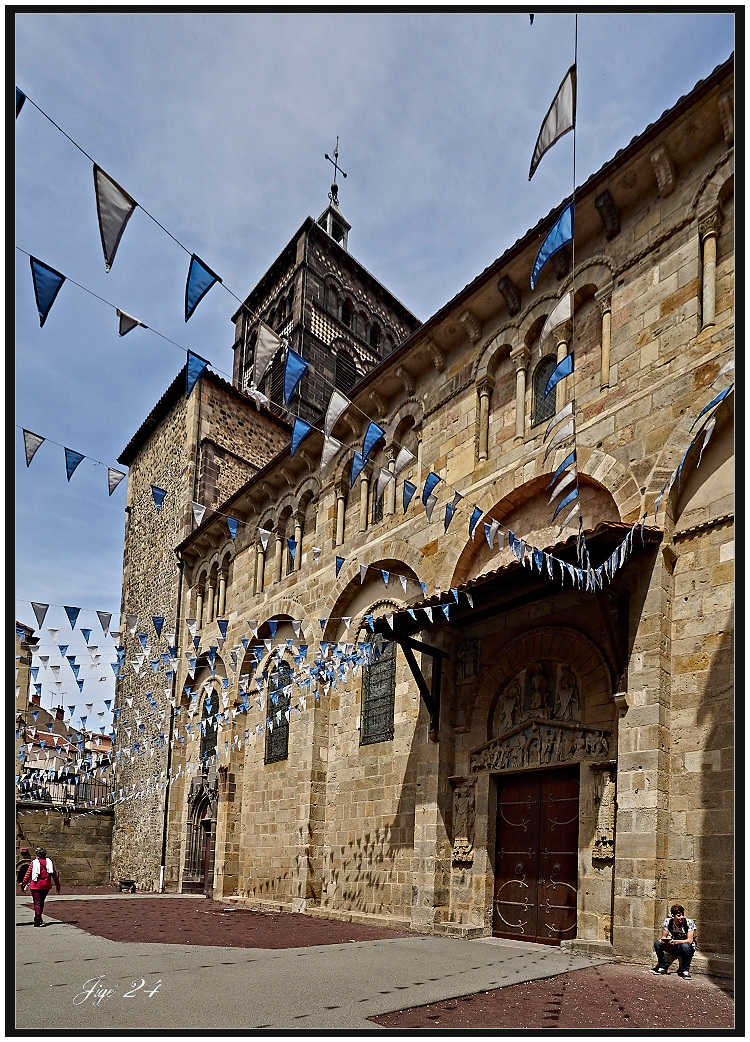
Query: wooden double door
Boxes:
[{"xmin": 493, "ymin": 766, "xmax": 579, "ymax": 944}]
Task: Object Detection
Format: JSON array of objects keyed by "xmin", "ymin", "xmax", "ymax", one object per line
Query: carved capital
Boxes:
[
  {"xmin": 497, "ymin": 275, "xmax": 522, "ymax": 316},
  {"xmin": 650, "ymin": 144, "xmax": 676, "ymax": 196},
  {"xmin": 594, "ymin": 188, "xmax": 621, "ymax": 240},
  {"xmin": 476, "ymin": 374, "xmax": 495, "ymax": 400},
  {"xmin": 554, "ymin": 319, "xmax": 573, "ymax": 347},
  {"xmin": 718, "ymin": 89, "xmax": 734, "ymax": 145},
  {"xmin": 335, "ymin": 480, "xmax": 348, "ymax": 501},
  {"xmin": 510, "ymin": 343, "xmax": 530, "ymax": 373},
  {"xmin": 343, "ymin": 413, "xmax": 361, "ymax": 439},
  {"xmin": 698, "ymin": 208, "xmax": 723, "ymax": 241},
  {"xmin": 595, "ymin": 289, "xmax": 613, "ymax": 316},
  {"xmin": 459, "ymin": 308, "xmax": 482, "ymax": 344},
  {"xmin": 394, "ymin": 365, "xmax": 415, "ymax": 396},
  {"xmin": 369, "ymin": 389, "xmax": 389, "ymax": 418},
  {"xmin": 426, "ymin": 335, "xmax": 445, "ymax": 373},
  {"xmin": 552, "ymin": 248, "xmax": 571, "ymax": 280}
]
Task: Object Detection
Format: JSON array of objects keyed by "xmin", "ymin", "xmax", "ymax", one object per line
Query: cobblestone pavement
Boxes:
[{"xmin": 15, "ymin": 888, "xmax": 735, "ymax": 1032}]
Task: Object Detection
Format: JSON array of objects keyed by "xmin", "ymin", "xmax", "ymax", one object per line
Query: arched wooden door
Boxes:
[{"xmin": 493, "ymin": 765, "xmax": 579, "ymax": 944}]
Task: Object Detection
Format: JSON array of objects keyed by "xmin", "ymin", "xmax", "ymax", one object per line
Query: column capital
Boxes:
[
  {"xmin": 698, "ymin": 208, "xmax": 722, "ymax": 241},
  {"xmin": 476, "ymin": 374, "xmax": 495, "ymax": 398},
  {"xmin": 335, "ymin": 480, "xmax": 348, "ymax": 500},
  {"xmin": 510, "ymin": 343, "xmax": 530, "ymax": 372},
  {"xmin": 594, "ymin": 289, "xmax": 613, "ymax": 315},
  {"xmin": 554, "ymin": 320, "xmax": 573, "ymax": 347}
]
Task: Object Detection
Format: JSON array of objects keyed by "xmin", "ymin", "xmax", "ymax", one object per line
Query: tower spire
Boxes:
[
  {"xmin": 319, "ymin": 136, "xmax": 351, "ymax": 249},
  {"xmin": 324, "ymin": 136, "xmax": 347, "ymax": 206}
]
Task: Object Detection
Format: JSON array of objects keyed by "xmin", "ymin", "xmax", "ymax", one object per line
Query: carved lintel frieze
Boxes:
[
  {"xmin": 426, "ymin": 335, "xmax": 446, "ymax": 373},
  {"xmin": 651, "ymin": 144, "xmax": 676, "ymax": 196},
  {"xmin": 395, "ymin": 365, "xmax": 415, "ymax": 396},
  {"xmin": 594, "ymin": 189, "xmax": 621, "ymax": 241},
  {"xmin": 498, "ymin": 275, "xmax": 522, "ymax": 316},
  {"xmin": 718, "ymin": 90, "xmax": 734, "ymax": 145},
  {"xmin": 459, "ymin": 308, "xmax": 482, "ymax": 344},
  {"xmin": 369, "ymin": 389, "xmax": 389, "ymax": 418},
  {"xmin": 471, "ymin": 719, "xmax": 612, "ymax": 774}
]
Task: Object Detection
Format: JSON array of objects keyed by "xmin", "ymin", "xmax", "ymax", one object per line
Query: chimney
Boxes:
[
  {"xmin": 31, "ymin": 693, "xmax": 41, "ymax": 706},
  {"xmin": 54, "ymin": 706, "xmax": 65, "ymax": 721}
]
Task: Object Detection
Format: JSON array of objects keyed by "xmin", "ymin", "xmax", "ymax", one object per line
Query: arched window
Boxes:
[
  {"xmin": 369, "ymin": 324, "xmax": 382, "ymax": 351},
  {"xmin": 371, "ymin": 477, "xmax": 384, "ymax": 525},
  {"xmin": 265, "ymin": 660, "xmax": 292, "ymax": 763},
  {"xmin": 335, "ymin": 350, "xmax": 358, "ymax": 394},
  {"xmin": 533, "ymin": 355, "xmax": 558, "ymax": 426},
  {"xmin": 341, "ymin": 299, "xmax": 354, "ymax": 328},
  {"xmin": 361, "ymin": 639, "xmax": 396, "ymax": 745},
  {"xmin": 200, "ymin": 687, "xmax": 219, "ymax": 763}
]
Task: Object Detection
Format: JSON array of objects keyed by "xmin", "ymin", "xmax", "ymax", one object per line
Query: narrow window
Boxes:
[
  {"xmin": 335, "ymin": 350, "xmax": 358, "ymax": 394},
  {"xmin": 533, "ymin": 355, "xmax": 558, "ymax": 426},
  {"xmin": 371, "ymin": 479, "xmax": 384, "ymax": 524},
  {"xmin": 200, "ymin": 688, "xmax": 219, "ymax": 763},
  {"xmin": 341, "ymin": 299, "xmax": 353, "ymax": 329},
  {"xmin": 265, "ymin": 661, "xmax": 292, "ymax": 763},
  {"xmin": 361, "ymin": 640, "xmax": 396, "ymax": 745}
]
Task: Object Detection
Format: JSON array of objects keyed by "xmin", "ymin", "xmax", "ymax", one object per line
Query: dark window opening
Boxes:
[
  {"xmin": 265, "ymin": 661, "xmax": 292, "ymax": 763},
  {"xmin": 361, "ymin": 640, "xmax": 396, "ymax": 745},
  {"xmin": 335, "ymin": 350, "xmax": 358, "ymax": 394},
  {"xmin": 533, "ymin": 355, "xmax": 558, "ymax": 426}
]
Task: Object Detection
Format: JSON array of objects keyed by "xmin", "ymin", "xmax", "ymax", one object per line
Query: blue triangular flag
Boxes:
[
  {"xmin": 268, "ymin": 621, "xmax": 278, "ymax": 637},
  {"xmin": 336, "ymin": 556, "xmax": 345, "ymax": 576},
  {"xmin": 186, "ymin": 350, "xmax": 210, "ymax": 395},
  {"xmin": 64, "ymin": 448, "xmax": 85, "ymax": 482},
  {"xmin": 77, "ymin": 680, "xmax": 84, "ymax": 692},
  {"xmin": 151, "ymin": 486, "xmax": 167, "ymax": 512},
  {"xmin": 287, "ymin": 538, "xmax": 296, "ymax": 560},
  {"xmin": 547, "ymin": 450, "xmax": 577, "ymax": 488},
  {"xmin": 319, "ymin": 619, "xmax": 327, "ymax": 633},
  {"xmin": 545, "ymin": 353, "xmax": 574, "ymax": 397},
  {"xmin": 80, "ymin": 629, "xmax": 91, "ymax": 643},
  {"xmin": 422, "ymin": 472, "xmax": 441, "ymax": 505},
  {"xmin": 217, "ymin": 619, "xmax": 228, "ymax": 640},
  {"xmin": 58, "ymin": 644, "xmax": 69, "ymax": 657},
  {"xmin": 283, "ymin": 348, "xmax": 308, "ymax": 405},
  {"xmin": 444, "ymin": 502, "xmax": 456, "ymax": 533},
  {"xmin": 441, "ymin": 604, "xmax": 450, "ymax": 620},
  {"xmin": 227, "ymin": 516, "xmax": 239, "ymax": 540},
  {"xmin": 64, "ymin": 606, "xmax": 80, "ymax": 629},
  {"xmin": 16, "ymin": 87, "xmax": 26, "ymax": 117},
  {"xmin": 690, "ymin": 384, "xmax": 733, "ymax": 430},
  {"xmin": 382, "ymin": 570, "xmax": 390, "ymax": 587},
  {"xmin": 291, "ymin": 417, "xmax": 312, "ymax": 456},
  {"xmin": 362, "ymin": 422, "xmax": 385, "ymax": 462},
  {"xmin": 16, "ymin": 624, "xmax": 26, "ymax": 642},
  {"xmin": 531, "ymin": 203, "xmax": 574, "ymax": 289},
  {"xmin": 152, "ymin": 616, "xmax": 164, "ymax": 638},
  {"xmin": 350, "ymin": 451, "xmax": 366, "ymax": 487},
  {"xmin": 138, "ymin": 632, "xmax": 148, "ymax": 648},
  {"xmin": 403, "ymin": 480, "xmax": 417, "ymax": 512},
  {"xmin": 185, "ymin": 254, "xmax": 222, "ymax": 321},
  {"xmin": 30, "ymin": 257, "xmax": 65, "ymax": 327},
  {"xmin": 552, "ymin": 486, "xmax": 579, "ymax": 521},
  {"xmin": 469, "ymin": 506, "xmax": 482, "ymax": 539}
]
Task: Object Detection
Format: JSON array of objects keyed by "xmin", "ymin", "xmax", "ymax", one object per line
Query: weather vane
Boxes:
[{"xmin": 324, "ymin": 137, "xmax": 347, "ymax": 204}]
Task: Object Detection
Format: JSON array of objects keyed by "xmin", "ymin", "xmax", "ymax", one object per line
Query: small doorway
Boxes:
[{"xmin": 493, "ymin": 765, "xmax": 579, "ymax": 944}]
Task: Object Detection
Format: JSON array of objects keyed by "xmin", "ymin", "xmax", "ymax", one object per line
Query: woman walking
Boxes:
[{"xmin": 20, "ymin": 846, "xmax": 61, "ymax": 926}]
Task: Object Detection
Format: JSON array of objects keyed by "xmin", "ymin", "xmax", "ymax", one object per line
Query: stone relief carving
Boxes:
[
  {"xmin": 592, "ymin": 774, "xmax": 616, "ymax": 861},
  {"xmin": 456, "ymin": 640, "xmax": 479, "ymax": 684},
  {"xmin": 451, "ymin": 778, "xmax": 476, "ymax": 863}
]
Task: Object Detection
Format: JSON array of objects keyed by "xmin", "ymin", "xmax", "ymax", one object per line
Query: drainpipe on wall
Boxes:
[{"xmin": 159, "ymin": 549, "xmax": 185, "ymax": 893}]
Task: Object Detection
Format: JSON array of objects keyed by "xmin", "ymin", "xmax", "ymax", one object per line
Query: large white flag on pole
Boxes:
[{"xmin": 529, "ymin": 65, "xmax": 577, "ymax": 180}]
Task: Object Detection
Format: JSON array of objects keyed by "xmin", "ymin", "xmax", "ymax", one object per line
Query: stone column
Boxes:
[
  {"xmin": 596, "ymin": 292, "xmax": 613, "ymax": 390},
  {"xmin": 476, "ymin": 376, "xmax": 495, "ymax": 462},
  {"xmin": 510, "ymin": 345, "xmax": 530, "ymax": 442},
  {"xmin": 217, "ymin": 570, "xmax": 227, "ymax": 618},
  {"xmin": 699, "ymin": 210, "xmax": 722, "ymax": 328},
  {"xmin": 555, "ymin": 321, "xmax": 573, "ymax": 407},
  {"xmin": 293, "ymin": 513, "xmax": 303, "ymax": 572},
  {"xmin": 335, "ymin": 484, "xmax": 346, "ymax": 547},
  {"xmin": 254, "ymin": 544, "xmax": 265, "ymax": 595},
  {"xmin": 359, "ymin": 474, "xmax": 369, "ymax": 532},
  {"xmin": 274, "ymin": 534, "xmax": 284, "ymax": 584},
  {"xmin": 384, "ymin": 448, "xmax": 397, "ymax": 518},
  {"xmin": 195, "ymin": 585, "xmax": 204, "ymax": 630},
  {"xmin": 205, "ymin": 578, "xmax": 215, "ymax": 625}
]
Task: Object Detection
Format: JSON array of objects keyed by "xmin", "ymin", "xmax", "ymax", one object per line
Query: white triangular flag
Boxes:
[
  {"xmin": 529, "ymin": 65, "xmax": 576, "ymax": 180},
  {"xmin": 540, "ymin": 291, "xmax": 573, "ymax": 348},
  {"xmin": 324, "ymin": 390, "xmax": 351, "ymax": 437},
  {"xmin": 253, "ymin": 321, "xmax": 283, "ymax": 388},
  {"xmin": 192, "ymin": 501, "xmax": 206, "ymax": 526}
]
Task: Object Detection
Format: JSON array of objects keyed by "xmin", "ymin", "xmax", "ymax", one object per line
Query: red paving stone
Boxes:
[
  {"xmin": 371, "ymin": 961, "xmax": 735, "ymax": 1031},
  {"xmin": 17, "ymin": 888, "xmax": 419, "ymax": 948}
]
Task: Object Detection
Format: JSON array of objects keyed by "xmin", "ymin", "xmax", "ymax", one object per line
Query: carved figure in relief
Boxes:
[
  {"xmin": 452, "ymin": 781, "xmax": 475, "ymax": 862},
  {"xmin": 499, "ymin": 679, "xmax": 521, "ymax": 732},
  {"xmin": 527, "ymin": 663, "xmax": 550, "ymax": 713},
  {"xmin": 524, "ymin": 723, "xmax": 542, "ymax": 767},
  {"xmin": 592, "ymin": 775, "xmax": 616, "ymax": 859},
  {"xmin": 555, "ymin": 667, "xmax": 580, "ymax": 722},
  {"xmin": 541, "ymin": 729, "xmax": 556, "ymax": 764},
  {"xmin": 457, "ymin": 640, "xmax": 479, "ymax": 683}
]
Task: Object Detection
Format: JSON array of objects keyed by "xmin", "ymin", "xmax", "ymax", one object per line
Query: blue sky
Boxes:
[{"xmin": 14, "ymin": 10, "xmax": 735, "ymax": 726}]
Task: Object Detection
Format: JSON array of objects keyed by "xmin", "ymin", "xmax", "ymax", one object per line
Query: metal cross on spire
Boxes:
[{"xmin": 324, "ymin": 137, "xmax": 347, "ymax": 204}]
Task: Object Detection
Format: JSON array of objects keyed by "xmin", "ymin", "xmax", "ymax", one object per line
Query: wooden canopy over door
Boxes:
[{"xmin": 494, "ymin": 765, "xmax": 579, "ymax": 944}]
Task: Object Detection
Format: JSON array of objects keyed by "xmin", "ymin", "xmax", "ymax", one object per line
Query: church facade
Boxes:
[{"xmin": 112, "ymin": 57, "xmax": 734, "ymax": 976}]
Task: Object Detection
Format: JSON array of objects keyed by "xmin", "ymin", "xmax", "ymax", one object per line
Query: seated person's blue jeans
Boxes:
[{"xmin": 654, "ymin": 940, "xmax": 694, "ymax": 972}]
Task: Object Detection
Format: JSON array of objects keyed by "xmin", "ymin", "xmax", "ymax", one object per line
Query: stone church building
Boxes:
[{"xmin": 111, "ymin": 56, "xmax": 734, "ymax": 977}]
